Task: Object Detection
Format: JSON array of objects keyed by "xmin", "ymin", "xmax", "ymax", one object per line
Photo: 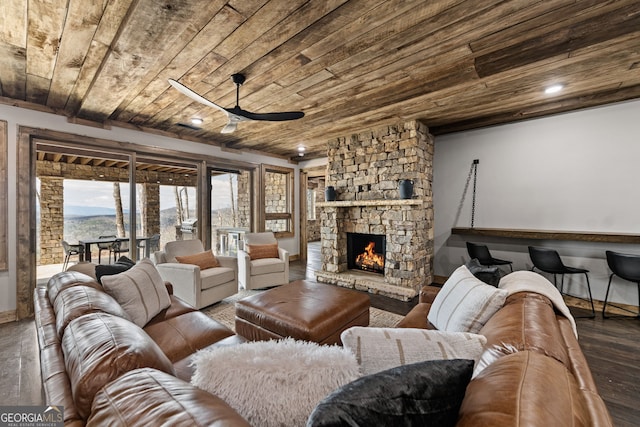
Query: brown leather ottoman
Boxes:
[{"xmin": 235, "ymin": 280, "xmax": 370, "ymax": 345}]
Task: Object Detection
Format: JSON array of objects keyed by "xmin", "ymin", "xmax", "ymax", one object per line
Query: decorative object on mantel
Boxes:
[
  {"xmin": 325, "ymin": 186, "xmax": 336, "ymax": 201},
  {"xmin": 398, "ymin": 179, "xmax": 414, "ymax": 199}
]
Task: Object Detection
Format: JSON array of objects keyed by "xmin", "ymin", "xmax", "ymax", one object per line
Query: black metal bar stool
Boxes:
[
  {"xmin": 528, "ymin": 246, "xmax": 595, "ymax": 318},
  {"xmin": 602, "ymin": 250, "xmax": 640, "ymax": 319},
  {"xmin": 466, "ymin": 242, "xmax": 513, "ymax": 272}
]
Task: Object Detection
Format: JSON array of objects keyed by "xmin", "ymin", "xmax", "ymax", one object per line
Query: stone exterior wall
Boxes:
[
  {"xmin": 316, "ymin": 120, "xmax": 434, "ymax": 301},
  {"xmin": 237, "ymin": 171, "xmax": 251, "ymax": 228},
  {"xmin": 39, "ymin": 177, "xmax": 64, "ymax": 264}
]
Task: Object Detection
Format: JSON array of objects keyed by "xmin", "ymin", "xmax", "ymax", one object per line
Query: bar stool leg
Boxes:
[
  {"xmin": 602, "ymin": 274, "xmax": 614, "ymax": 318},
  {"xmin": 583, "ymin": 272, "xmax": 595, "ymax": 318}
]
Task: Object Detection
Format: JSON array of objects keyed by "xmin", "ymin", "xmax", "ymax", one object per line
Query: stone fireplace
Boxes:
[
  {"xmin": 316, "ymin": 120, "xmax": 434, "ymax": 301},
  {"xmin": 347, "ymin": 232, "xmax": 386, "ymax": 274}
]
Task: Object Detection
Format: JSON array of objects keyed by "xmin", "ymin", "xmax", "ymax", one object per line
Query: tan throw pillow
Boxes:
[
  {"xmin": 101, "ymin": 259, "xmax": 171, "ymax": 327},
  {"xmin": 247, "ymin": 243, "xmax": 279, "ymax": 260},
  {"xmin": 175, "ymin": 250, "xmax": 219, "ymax": 270},
  {"xmin": 428, "ymin": 265, "xmax": 508, "ymax": 333},
  {"xmin": 341, "ymin": 326, "xmax": 486, "ymax": 376}
]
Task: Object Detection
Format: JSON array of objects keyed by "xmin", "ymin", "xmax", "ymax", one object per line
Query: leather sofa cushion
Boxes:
[
  {"xmin": 144, "ymin": 294, "xmax": 195, "ymax": 327},
  {"xmin": 459, "ymin": 351, "xmax": 591, "ymax": 426},
  {"xmin": 396, "ymin": 302, "xmax": 436, "ymax": 329},
  {"xmin": 47, "ymin": 271, "xmax": 102, "ymax": 304},
  {"xmin": 250, "ymin": 258, "xmax": 285, "ymax": 276},
  {"xmin": 87, "ymin": 368, "xmax": 250, "ymax": 426},
  {"xmin": 53, "ymin": 285, "xmax": 129, "ymax": 339},
  {"xmin": 144, "ymin": 311, "xmax": 234, "ymax": 362},
  {"xmin": 200, "ymin": 266, "xmax": 236, "ymax": 290},
  {"xmin": 477, "ymin": 292, "xmax": 570, "ymax": 370},
  {"xmin": 62, "ymin": 313, "xmax": 175, "ymax": 420}
]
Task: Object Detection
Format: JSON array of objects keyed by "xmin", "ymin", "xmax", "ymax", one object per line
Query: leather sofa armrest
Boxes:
[{"xmin": 419, "ymin": 285, "xmax": 442, "ymax": 304}]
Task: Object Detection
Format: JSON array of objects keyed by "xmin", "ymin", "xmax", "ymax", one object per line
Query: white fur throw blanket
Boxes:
[
  {"xmin": 191, "ymin": 338, "xmax": 360, "ymax": 427},
  {"xmin": 499, "ymin": 271, "xmax": 578, "ymax": 338}
]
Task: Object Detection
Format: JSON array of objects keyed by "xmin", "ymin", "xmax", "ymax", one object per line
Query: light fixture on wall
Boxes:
[
  {"xmin": 544, "ymin": 84, "xmax": 564, "ymax": 95},
  {"xmin": 297, "ymin": 146, "xmax": 305, "ymax": 157}
]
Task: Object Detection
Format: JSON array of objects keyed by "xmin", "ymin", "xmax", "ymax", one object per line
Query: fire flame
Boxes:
[{"xmin": 355, "ymin": 241, "xmax": 385, "ymax": 272}]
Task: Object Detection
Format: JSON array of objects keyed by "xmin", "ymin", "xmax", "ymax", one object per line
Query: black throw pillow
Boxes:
[
  {"xmin": 465, "ymin": 258, "xmax": 501, "ymax": 287},
  {"xmin": 307, "ymin": 359, "xmax": 474, "ymax": 427},
  {"xmin": 95, "ymin": 256, "xmax": 136, "ymax": 284}
]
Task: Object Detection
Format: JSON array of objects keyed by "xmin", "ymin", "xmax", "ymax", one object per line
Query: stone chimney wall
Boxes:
[{"xmin": 316, "ymin": 120, "xmax": 434, "ymax": 300}]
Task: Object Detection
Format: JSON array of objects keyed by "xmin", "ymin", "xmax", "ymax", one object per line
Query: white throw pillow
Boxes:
[
  {"xmin": 191, "ymin": 338, "xmax": 359, "ymax": 427},
  {"xmin": 341, "ymin": 326, "xmax": 487, "ymax": 376},
  {"xmin": 101, "ymin": 259, "xmax": 171, "ymax": 327},
  {"xmin": 428, "ymin": 265, "xmax": 508, "ymax": 333}
]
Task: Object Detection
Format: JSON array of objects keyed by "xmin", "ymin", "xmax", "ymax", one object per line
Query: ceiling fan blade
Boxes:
[
  {"xmin": 168, "ymin": 79, "xmax": 228, "ymax": 116},
  {"xmin": 232, "ymin": 108, "xmax": 304, "ymax": 122}
]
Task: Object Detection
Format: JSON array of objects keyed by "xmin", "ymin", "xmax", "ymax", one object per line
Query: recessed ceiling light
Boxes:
[
  {"xmin": 545, "ymin": 84, "xmax": 564, "ymax": 94},
  {"xmin": 297, "ymin": 146, "xmax": 306, "ymax": 152},
  {"xmin": 191, "ymin": 118, "xmax": 203, "ymax": 125}
]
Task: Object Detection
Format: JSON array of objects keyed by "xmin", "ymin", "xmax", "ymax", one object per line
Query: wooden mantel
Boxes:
[
  {"xmin": 317, "ymin": 199, "xmax": 425, "ymax": 208},
  {"xmin": 451, "ymin": 227, "xmax": 640, "ymax": 244}
]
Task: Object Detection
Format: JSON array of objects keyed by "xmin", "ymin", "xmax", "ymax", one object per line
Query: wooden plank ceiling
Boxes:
[{"xmin": 1, "ymin": 0, "xmax": 639, "ymax": 161}]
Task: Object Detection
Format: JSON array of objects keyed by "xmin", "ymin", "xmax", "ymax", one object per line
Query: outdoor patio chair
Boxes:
[
  {"xmin": 61, "ymin": 240, "xmax": 84, "ymax": 271},
  {"xmin": 97, "ymin": 234, "xmax": 116, "ymax": 263}
]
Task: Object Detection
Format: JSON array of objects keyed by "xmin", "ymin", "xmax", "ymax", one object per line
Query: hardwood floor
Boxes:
[{"xmin": 2, "ymin": 243, "xmax": 638, "ymax": 426}]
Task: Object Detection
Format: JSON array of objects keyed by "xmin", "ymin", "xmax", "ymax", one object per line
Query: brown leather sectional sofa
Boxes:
[
  {"xmin": 35, "ymin": 271, "xmax": 613, "ymax": 426},
  {"xmin": 35, "ymin": 271, "xmax": 250, "ymax": 426},
  {"xmin": 399, "ymin": 286, "xmax": 614, "ymax": 426}
]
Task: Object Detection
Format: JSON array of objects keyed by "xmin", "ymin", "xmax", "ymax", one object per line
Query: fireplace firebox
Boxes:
[{"xmin": 347, "ymin": 232, "xmax": 386, "ymax": 274}]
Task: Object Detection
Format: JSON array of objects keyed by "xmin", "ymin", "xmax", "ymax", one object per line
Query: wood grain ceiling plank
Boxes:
[
  {"xmin": 430, "ymin": 84, "xmax": 640, "ymax": 134},
  {"xmin": 25, "ymin": 0, "xmax": 68, "ymax": 103},
  {"xmin": 77, "ymin": 0, "xmax": 217, "ymax": 121},
  {"xmin": 117, "ymin": 4, "xmax": 244, "ymax": 123},
  {"xmin": 276, "ymin": 0, "xmax": 445, "ymax": 88},
  {"xmin": 469, "ymin": 0, "xmax": 603, "ymax": 55},
  {"xmin": 0, "ymin": 0, "xmax": 27, "ymax": 47},
  {"xmin": 110, "ymin": 0, "xmax": 230, "ymax": 121},
  {"xmin": 64, "ymin": 0, "xmax": 135, "ymax": 113},
  {"xmin": 47, "ymin": 0, "xmax": 106, "ymax": 109},
  {"xmin": 0, "ymin": 43, "xmax": 26, "ymax": 99},
  {"xmin": 474, "ymin": 2, "xmax": 640, "ymax": 77}
]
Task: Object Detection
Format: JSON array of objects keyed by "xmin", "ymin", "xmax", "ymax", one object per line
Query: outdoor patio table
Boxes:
[{"xmin": 79, "ymin": 236, "xmax": 150, "ymax": 262}]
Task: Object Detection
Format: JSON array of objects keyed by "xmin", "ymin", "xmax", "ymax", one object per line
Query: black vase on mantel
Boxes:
[
  {"xmin": 399, "ymin": 180, "xmax": 414, "ymax": 199},
  {"xmin": 325, "ymin": 186, "xmax": 336, "ymax": 201}
]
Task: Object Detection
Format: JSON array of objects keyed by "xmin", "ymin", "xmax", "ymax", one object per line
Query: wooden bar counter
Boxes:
[{"xmin": 451, "ymin": 227, "xmax": 640, "ymax": 244}]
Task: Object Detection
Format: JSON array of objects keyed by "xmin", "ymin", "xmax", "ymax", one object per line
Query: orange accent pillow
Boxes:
[
  {"xmin": 175, "ymin": 250, "xmax": 219, "ymax": 270},
  {"xmin": 247, "ymin": 243, "xmax": 279, "ymax": 260}
]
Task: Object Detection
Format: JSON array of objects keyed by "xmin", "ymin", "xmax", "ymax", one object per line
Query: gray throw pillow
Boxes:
[{"xmin": 307, "ymin": 359, "xmax": 474, "ymax": 427}]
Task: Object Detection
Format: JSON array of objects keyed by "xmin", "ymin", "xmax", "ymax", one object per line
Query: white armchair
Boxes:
[
  {"xmin": 154, "ymin": 239, "xmax": 237, "ymax": 309},
  {"xmin": 238, "ymin": 232, "xmax": 289, "ymax": 290}
]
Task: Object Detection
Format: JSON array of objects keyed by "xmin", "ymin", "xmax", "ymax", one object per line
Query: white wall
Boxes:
[
  {"xmin": 433, "ymin": 99, "xmax": 640, "ymax": 305},
  {"xmin": 0, "ymin": 104, "xmax": 300, "ymax": 313}
]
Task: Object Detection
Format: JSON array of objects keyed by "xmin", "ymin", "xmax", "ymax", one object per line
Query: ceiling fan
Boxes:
[{"xmin": 168, "ymin": 73, "xmax": 304, "ymax": 134}]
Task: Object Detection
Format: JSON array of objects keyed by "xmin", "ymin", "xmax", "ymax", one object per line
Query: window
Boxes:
[{"xmin": 261, "ymin": 164, "xmax": 294, "ymax": 238}]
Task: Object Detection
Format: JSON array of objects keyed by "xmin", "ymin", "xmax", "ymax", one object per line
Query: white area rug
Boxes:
[{"xmin": 202, "ymin": 289, "xmax": 404, "ymax": 333}]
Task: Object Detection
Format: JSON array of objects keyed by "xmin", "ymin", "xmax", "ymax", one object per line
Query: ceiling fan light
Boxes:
[{"xmin": 221, "ymin": 122, "xmax": 237, "ymax": 134}]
